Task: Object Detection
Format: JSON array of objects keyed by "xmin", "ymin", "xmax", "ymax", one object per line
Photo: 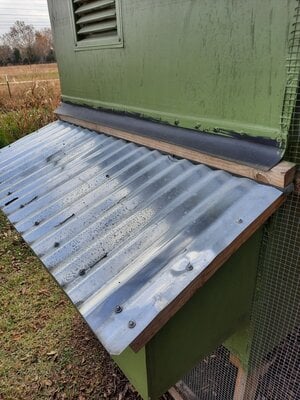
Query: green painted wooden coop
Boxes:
[{"xmin": 1, "ymin": 1, "xmax": 299, "ymax": 399}]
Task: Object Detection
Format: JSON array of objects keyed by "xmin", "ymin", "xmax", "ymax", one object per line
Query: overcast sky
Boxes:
[{"xmin": 0, "ymin": 0, "xmax": 51, "ymax": 35}]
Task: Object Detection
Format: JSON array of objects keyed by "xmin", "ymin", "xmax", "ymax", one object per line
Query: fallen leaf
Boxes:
[
  {"xmin": 12, "ymin": 333, "xmax": 23, "ymax": 341},
  {"xmin": 38, "ymin": 288, "xmax": 50, "ymax": 296},
  {"xmin": 47, "ymin": 350, "xmax": 58, "ymax": 356},
  {"xmin": 43, "ymin": 379, "xmax": 52, "ymax": 387}
]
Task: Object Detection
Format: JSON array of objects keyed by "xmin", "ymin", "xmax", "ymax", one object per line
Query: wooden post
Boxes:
[
  {"xmin": 5, "ymin": 75, "xmax": 12, "ymax": 98},
  {"xmin": 230, "ymin": 354, "xmax": 273, "ymax": 400},
  {"xmin": 230, "ymin": 355, "xmax": 248, "ymax": 400}
]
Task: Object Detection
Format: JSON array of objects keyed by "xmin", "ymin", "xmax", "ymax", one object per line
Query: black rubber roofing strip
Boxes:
[{"xmin": 56, "ymin": 102, "xmax": 282, "ymax": 171}]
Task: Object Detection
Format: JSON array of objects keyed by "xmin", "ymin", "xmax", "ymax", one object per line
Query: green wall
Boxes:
[{"xmin": 48, "ymin": 0, "xmax": 296, "ymax": 145}]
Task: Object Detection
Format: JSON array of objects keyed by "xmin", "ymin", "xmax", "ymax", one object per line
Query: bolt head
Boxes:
[
  {"xmin": 236, "ymin": 218, "xmax": 243, "ymax": 224},
  {"xmin": 115, "ymin": 305, "xmax": 123, "ymax": 314},
  {"xmin": 186, "ymin": 263, "xmax": 193, "ymax": 271},
  {"xmin": 128, "ymin": 320, "xmax": 136, "ymax": 329}
]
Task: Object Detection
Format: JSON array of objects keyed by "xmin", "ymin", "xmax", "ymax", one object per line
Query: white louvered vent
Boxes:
[{"xmin": 72, "ymin": 0, "xmax": 122, "ymax": 46}]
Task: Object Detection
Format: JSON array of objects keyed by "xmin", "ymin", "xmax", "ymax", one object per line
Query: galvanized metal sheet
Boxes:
[{"xmin": 0, "ymin": 121, "xmax": 283, "ymax": 355}]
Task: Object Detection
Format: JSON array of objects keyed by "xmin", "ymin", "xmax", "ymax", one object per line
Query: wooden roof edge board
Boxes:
[
  {"xmin": 56, "ymin": 113, "xmax": 296, "ymax": 189},
  {"xmin": 130, "ymin": 194, "xmax": 286, "ymax": 353}
]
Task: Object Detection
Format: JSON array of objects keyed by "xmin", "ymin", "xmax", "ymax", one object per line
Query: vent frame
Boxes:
[{"xmin": 69, "ymin": 0, "xmax": 123, "ymax": 51}]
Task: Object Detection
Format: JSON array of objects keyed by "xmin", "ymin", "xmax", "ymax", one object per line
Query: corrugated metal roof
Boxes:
[{"xmin": 0, "ymin": 121, "xmax": 283, "ymax": 355}]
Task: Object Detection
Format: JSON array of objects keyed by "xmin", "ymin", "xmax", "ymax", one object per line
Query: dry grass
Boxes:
[{"xmin": 0, "ymin": 64, "xmax": 60, "ymax": 148}]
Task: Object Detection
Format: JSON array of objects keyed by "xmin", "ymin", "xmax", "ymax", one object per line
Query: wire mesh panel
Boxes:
[
  {"xmin": 242, "ymin": 1, "xmax": 300, "ymax": 397},
  {"xmin": 181, "ymin": 347, "xmax": 238, "ymax": 400},
  {"xmin": 252, "ymin": 326, "xmax": 300, "ymax": 399},
  {"xmin": 179, "ymin": 2, "xmax": 300, "ymax": 399}
]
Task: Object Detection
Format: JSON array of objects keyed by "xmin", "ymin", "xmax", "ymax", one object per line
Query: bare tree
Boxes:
[
  {"xmin": 0, "ymin": 21, "xmax": 55, "ymax": 65},
  {"xmin": 2, "ymin": 21, "xmax": 36, "ymax": 62}
]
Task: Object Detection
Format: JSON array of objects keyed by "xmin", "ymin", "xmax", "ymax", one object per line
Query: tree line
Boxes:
[{"xmin": 0, "ymin": 21, "xmax": 55, "ymax": 65}]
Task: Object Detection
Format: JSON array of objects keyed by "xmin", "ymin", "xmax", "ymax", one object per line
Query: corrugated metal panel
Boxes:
[{"xmin": 0, "ymin": 121, "xmax": 283, "ymax": 355}]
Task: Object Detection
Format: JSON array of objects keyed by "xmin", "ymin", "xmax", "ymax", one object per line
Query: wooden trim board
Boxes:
[
  {"xmin": 130, "ymin": 194, "xmax": 286, "ymax": 352},
  {"xmin": 168, "ymin": 383, "xmax": 198, "ymax": 400},
  {"xmin": 230, "ymin": 354, "xmax": 273, "ymax": 400},
  {"xmin": 174, "ymin": 381, "xmax": 199, "ymax": 400},
  {"xmin": 57, "ymin": 113, "xmax": 296, "ymax": 189},
  {"xmin": 168, "ymin": 387, "xmax": 186, "ymax": 400}
]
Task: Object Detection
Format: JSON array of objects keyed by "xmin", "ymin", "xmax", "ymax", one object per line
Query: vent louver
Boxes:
[{"xmin": 73, "ymin": 0, "xmax": 121, "ymax": 45}]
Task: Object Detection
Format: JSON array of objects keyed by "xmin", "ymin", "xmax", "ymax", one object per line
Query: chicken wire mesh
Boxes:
[
  {"xmin": 180, "ymin": 346, "xmax": 238, "ymax": 400},
  {"xmin": 178, "ymin": 1, "xmax": 300, "ymax": 399},
  {"xmin": 241, "ymin": 0, "xmax": 300, "ymax": 397}
]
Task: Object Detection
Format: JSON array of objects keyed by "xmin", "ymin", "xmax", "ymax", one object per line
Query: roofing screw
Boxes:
[
  {"xmin": 174, "ymin": 119, "xmax": 180, "ymax": 126},
  {"xmin": 236, "ymin": 218, "xmax": 243, "ymax": 224},
  {"xmin": 115, "ymin": 305, "xmax": 123, "ymax": 314},
  {"xmin": 186, "ymin": 263, "xmax": 193, "ymax": 271},
  {"xmin": 128, "ymin": 320, "xmax": 136, "ymax": 329}
]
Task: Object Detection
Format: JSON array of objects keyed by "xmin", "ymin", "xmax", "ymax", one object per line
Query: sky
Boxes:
[{"xmin": 0, "ymin": 0, "xmax": 51, "ymax": 36}]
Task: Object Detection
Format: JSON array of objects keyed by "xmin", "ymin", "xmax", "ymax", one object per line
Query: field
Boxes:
[
  {"xmin": 0, "ymin": 64, "xmax": 59, "ymax": 84},
  {"xmin": 0, "ymin": 64, "xmax": 171, "ymax": 399}
]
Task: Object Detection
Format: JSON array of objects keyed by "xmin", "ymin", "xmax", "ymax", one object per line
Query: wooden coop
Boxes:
[{"xmin": 1, "ymin": 1, "xmax": 300, "ymax": 399}]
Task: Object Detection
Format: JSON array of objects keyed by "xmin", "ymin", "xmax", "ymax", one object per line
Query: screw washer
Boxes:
[{"xmin": 128, "ymin": 320, "xmax": 136, "ymax": 329}]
